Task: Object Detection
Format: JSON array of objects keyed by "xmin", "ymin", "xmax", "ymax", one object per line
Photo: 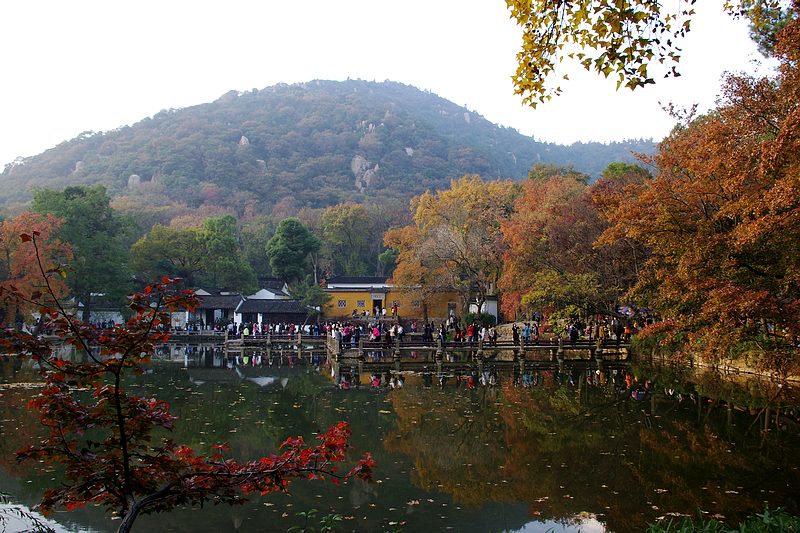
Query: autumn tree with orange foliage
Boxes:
[
  {"xmin": 600, "ymin": 3, "xmax": 800, "ymax": 374},
  {"xmin": 499, "ymin": 164, "xmax": 649, "ymax": 321},
  {"xmin": 0, "ymin": 212, "xmax": 72, "ymax": 327},
  {"xmin": 0, "ymin": 232, "xmax": 374, "ymax": 533},
  {"xmin": 385, "ymin": 175, "xmax": 519, "ymax": 318}
]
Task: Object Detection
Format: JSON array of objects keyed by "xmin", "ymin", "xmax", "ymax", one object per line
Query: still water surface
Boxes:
[{"xmin": 1, "ymin": 349, "xmax": 798, "ymax": 532}]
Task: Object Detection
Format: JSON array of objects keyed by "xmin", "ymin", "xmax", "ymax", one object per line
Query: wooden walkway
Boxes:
[{"xmin": 222, "ymin": 332, "xmax": 632, "ymax": 380}]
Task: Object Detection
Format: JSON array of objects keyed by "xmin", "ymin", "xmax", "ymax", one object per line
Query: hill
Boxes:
[{"xmin": 0, "ymin": 80, "xmax": 655, "ymax": 215}]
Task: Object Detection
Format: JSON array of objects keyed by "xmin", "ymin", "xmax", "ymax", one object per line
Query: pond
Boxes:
[{"xmin": 1, "ymin": 348, "xmax": 799, "ymax": 532}]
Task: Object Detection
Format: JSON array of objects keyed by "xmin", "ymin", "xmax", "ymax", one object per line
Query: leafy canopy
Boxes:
[
  {"xmin": 266, "ymin": 218, "xmax": 321, "ymax": 285},
  {"xmin": 0, "ymin": 212, "xmax": 72, "ymax": 323},
  {"xmin": 31, "ymin": 185, "xmax": 132, "ymax": 318},
  {"xmin": 599, "ymin": 6, "xmax": 800, "ymax": 372},
  {"xmin": 506, "ymin": 0, "xmax": 788, "ymax": 106},
  {"xmin": 387, "ymin": 175, "xmax": 519, "ymax": 314},
  {"xmin": 131, "ymin": 215, "xmax": 257, "ymax": 293}
]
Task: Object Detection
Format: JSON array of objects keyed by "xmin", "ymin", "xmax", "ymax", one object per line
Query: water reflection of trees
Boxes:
[
  {"xmin": 3, "ymin": 358, "xmax": 799, "ymax": 532},
  {"xmin": 385, "ymin": 370, "xmax": 800, "ymax": 533}
]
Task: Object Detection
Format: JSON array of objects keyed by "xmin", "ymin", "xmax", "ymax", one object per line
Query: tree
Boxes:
[
  {"xmin": 384, "ymin": 225, "xmax": 436, "ymax": 320},
  {"xmin": 200, "ymin": 215, "xmax": 257, "ymax": 293},
  {"xmin": 0, "ymin": 212, "xmax": 72, "ymax": 326},
  {"xmin": 322, "ymin": 203, "xmax": 376, "ymax": 276},
  {"xmin": 506, "ymin": 0, "xmax": 787, "ymax": 106},
  {"xmin": 386, "ymin": 176, "xmax": 518, "ymax": 318},
  {"xmin": 131, "ymin": 216, "xmax": 257, "ymax": 293},
  {"xmin": 31, "ymin": 186, "xmax": 132, "ymax": 320},
  {"xmin": 290, "ymin": 281, "xmax": 332, "ymax": 324},
  {"xmin": 527, "ymin": 163, "xmax": 589, "ymax": 183},
  {"xmin": 600, "ymin": 8, "xmax": 800, "ymax": 373},
  {"xmin": 500, "ymin": 172, "xmax": 599, "ymax": 319},
  {"xmin": 130, "ymin": 224, "xmax": 208, "ymax": 286},
  {"xmin": 266, "ymin": 218, "xmax": 321, "ymax": 285},
  {"xmin": 500, "ymin": 164, "xmax": 649, "ymax": 320},
  {"xmin": 0, "ymin": 232, "xmax": 374, "ymax": 533},
  {"xmin": 240, "ymin": 215, "xmax": 277, "ymax": 279}
]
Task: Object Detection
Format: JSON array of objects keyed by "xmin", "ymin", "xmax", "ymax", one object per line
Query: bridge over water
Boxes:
[{"xmin": 222, "ymin": 332, "xmax": 632, "ymax": 381}]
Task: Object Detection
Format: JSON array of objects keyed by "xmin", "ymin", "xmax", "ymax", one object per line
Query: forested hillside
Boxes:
[{"xmin": 0, "ymin": 79, "xmax": 654, "ymax": 216}]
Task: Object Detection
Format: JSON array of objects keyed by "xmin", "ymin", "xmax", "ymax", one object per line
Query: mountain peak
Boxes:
[{"xmin": 0, "ymin": 80, "xmax": 654, "ymax": 213}]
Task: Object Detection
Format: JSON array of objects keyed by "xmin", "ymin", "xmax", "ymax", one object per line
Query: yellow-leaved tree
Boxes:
[{"xmin": 385, "ymin": 175, "xmax": 519, "ymax": 319}]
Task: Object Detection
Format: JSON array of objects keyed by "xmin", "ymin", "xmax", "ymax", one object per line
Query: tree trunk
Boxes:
[
  {"xmin": 117, "ymin": 501, "xmax": 143, "ymax": 533},
  {"xmin": 81, "ymin": 292, "xmax": 92, "ymax": 322}
]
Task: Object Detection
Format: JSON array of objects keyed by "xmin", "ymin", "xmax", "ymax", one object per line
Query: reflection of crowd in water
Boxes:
[
  {"xmin": 333, "ymin": 364, "xmax": 648, "ymax": 394},
  {"xmin": 225, "ymin": 350, "xmax": 327, "ymax": 370}
]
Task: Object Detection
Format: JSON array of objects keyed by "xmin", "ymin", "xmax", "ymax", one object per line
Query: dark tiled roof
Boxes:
[
  {"xmin": 327, "ymin": 276, "xmax": 388, "ymax": 285},
  {"xmin": 196, "ymin": 294, "xmax": 243, "ymax": 310},
  {"xmin": 236, "ymin": 299, "xmax": 309, "ymax": 314}
]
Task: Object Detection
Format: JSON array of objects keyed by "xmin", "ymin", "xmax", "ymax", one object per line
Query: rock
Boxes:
[
  {"xmin": 127, "ymin": 174, "xmax": 141, "ymax": 189},
  {"xmin": 239, "ymin": 135, "xmax": 250, "ymax": 146},
  {"xmin": 351, "ymin": 155, "xmax": 380, "ymax": 192},
  {"xmin": 73, "ymin": 160, "xmax": 84, "ymax": 174},
  {"xmin": 351, "ymin": 155, "xmax": 369, "ymax": 176},
  {"xmin": 405, "ymin": 147, "xmax": 415, "ymax": 157}
]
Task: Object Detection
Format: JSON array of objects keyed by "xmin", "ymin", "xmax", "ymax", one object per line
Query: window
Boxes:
[
  {"xmin": 337, "ymin": 300, "xmax": 347, "ymax": 308},
  {"xmin": 356, "ymin": 300, "xmax": 365, "ymax": 308},
  {"xmin": 411, "ymin": 300, "xmax": 421, "ymax": 308}
]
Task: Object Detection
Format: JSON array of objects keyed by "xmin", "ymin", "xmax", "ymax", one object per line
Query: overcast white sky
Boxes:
[{"xmin": 0, "ymin": 0, "xmax": 770, "ymax": 169}]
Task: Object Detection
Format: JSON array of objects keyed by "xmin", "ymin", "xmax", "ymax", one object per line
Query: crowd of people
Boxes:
[
  {"xmin": 225, "ymin": 321, "xmax": 321, "ymax": 337},
  {"xmin": 510, "ymin": 315, "xmax": 649, "ymax": 345},
  {"xmin": 177, "ymin": 309, "xmax": 651, "ymax": 350}
]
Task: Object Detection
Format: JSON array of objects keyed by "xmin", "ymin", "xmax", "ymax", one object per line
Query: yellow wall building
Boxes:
[{"xmin": 322, "ymin": 276, "xmax": 459, "ymax": 320}]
